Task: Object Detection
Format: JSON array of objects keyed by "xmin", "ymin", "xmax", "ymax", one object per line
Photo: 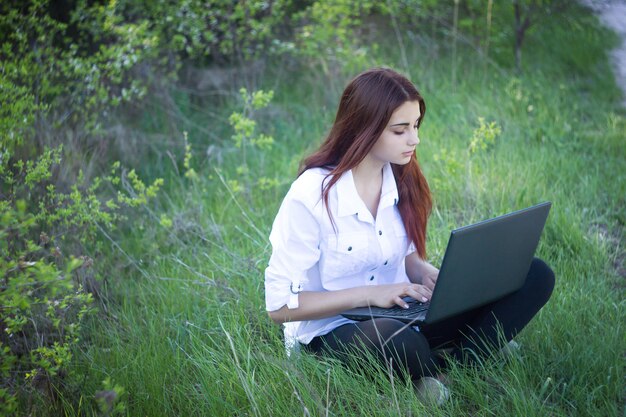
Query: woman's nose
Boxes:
[{"xmin": 408, "ymin": 130, "xmax": 420, "ymax": 146}]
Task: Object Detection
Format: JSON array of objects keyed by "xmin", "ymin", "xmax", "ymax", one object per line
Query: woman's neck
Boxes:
[
  {"xmin": 352, "ymin": 157, "xmax": 385, "ymax": 219},
  {"xmin": 353, "ymin": 155, "xmax": 385, "ymax": 184}
]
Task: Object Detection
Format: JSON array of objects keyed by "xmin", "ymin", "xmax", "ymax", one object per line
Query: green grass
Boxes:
[{"xmin": 57, "ymin": 5, "xmax": 625, "ymax": 416}]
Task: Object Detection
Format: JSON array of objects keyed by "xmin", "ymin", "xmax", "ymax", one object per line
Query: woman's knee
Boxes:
[
  {"xmin": 362, "ymin": 319, "xmax": 435, "ymax": 378},
  {"xmin": 525, "ymin": 257, "xmax": 555, "ymax": 303},
  {"xmin": 357, "ymin": 319, "xmax": 428, "ymax": 351}
]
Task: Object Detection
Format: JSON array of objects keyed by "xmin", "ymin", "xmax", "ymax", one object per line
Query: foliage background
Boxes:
[{"xmin": 1, "ymin": 0, "xmax": 624, "ymax": 415}]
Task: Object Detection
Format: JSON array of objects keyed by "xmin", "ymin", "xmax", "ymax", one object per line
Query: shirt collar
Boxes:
[
  {"xmin": 380, "ymin": 162, "xmax": 400, "ymax": 209},
  {"xmin": 335, "ymin": 169, "xmax": 362, "ymax": 218},
  {"xmin": 336, "ymin": 163, "xmax": 399, "ymax": 218}
]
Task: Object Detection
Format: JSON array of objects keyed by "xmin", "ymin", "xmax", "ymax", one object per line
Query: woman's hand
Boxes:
[
  {"xmin": 405, "ymin": 253, "xmax": 439, "ymax": 292},
  {"xmin": 421, "ymin": 269, "xmax": 439, "ymax": 292},
  {"xmin": 367, "ymin": 282, "xmax": 432, "ymax": 309}
]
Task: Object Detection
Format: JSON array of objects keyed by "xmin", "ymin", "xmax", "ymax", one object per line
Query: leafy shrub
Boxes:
[
  {"xmin": 0, "ymin": 0, "xmax": 160, "ymax": 146},
  {"xmin": 287, "ymin": 0, "xmax": 376, "ymax": 74},
  {"xmin": 226, "ymin": 88, "xmax": 277, "ymax": 195},
  {"xmin": 431, "ymin": 147, "xmax": 464, "ymax": 195},
  {"xmin": 0, "ymin": 8, "xmax": 165, "ymax": 407},
  {"xmin": 117, "ymin": 0, "xmax": 291, "ymax": 65},
  {"xmin": 0, "ymin": 146, "xmax": 162, "ymax": 412},
  {"xmin": 469, "ymin": 117, "xmax": 502, "ymax": 154}
]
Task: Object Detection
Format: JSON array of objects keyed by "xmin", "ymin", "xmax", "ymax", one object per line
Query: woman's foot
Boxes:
[
  {"xmin": 414, "ymin": 376, "xmax": 450, "ymax": 406},
  {"xmin": 499, "ymin": 339, "xmax": 521, "ymax": 359}
]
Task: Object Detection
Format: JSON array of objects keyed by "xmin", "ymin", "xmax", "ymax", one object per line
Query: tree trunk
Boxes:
[
  {"xmin": 452, "ymin": 0, "xmax": 459, "ymax": 88},
  {"xmin": 515, "ymin": 27, "xmax": 524, "ymax": 74},
  {"xmin": 513, "ymin": 0, "xmax": 532, "ymax": 74},
  {"xmin": 485, "ymin": 0, "xmax": 493, "ymax": 60}
]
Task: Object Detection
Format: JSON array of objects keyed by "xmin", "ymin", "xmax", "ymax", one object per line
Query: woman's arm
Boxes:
[
  {"xmin": 268, "ymin": 282, "xmax": 432, "ymax": 325},
  {"xmin": 405, "ymin": 251, "xmax": 439, "ymax": 291}
]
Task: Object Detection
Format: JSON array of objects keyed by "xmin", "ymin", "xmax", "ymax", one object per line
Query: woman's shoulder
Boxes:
[
  {"xmin": 286, "ymin": 167, "xmax": 332, "ymax": 205},
  {"xmin": 296, "ymin": 166, "xmax": 332, "ymax": 184}
]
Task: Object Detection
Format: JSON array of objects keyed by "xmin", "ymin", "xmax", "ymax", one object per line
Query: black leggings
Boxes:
[{"xmin": 304, "ymin": 257, "xmax": 555, "ymax": 381}]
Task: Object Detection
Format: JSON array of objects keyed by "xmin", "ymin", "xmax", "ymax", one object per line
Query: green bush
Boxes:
[
  {"xmin": 0, "ymin": 146, "xmax": 163, "ymax": 412},
  {"xmin": 118, "ymin": 0, "xmax": 291, "ymax": 65},
  {"xmin": 0, "ymin": 0, "xmax": 160, "ymax": 145}
]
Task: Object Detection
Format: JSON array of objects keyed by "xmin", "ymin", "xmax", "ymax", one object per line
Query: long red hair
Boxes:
[{"xmin": 299, "ymin": 68, "xmax": 432, "ymax": 259}]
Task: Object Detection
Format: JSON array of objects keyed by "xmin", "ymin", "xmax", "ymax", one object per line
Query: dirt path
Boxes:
[{"xmin": 580, "ymin": 0, "xmax": 626, "ymax": 107}]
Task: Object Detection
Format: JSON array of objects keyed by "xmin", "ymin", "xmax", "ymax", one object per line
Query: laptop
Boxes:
[{"xmin": 341, "ymin": 202, "xmax": 552, "ymax": 325}]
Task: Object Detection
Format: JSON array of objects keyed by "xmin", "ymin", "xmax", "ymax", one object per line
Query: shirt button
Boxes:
[
  {"xmin": 347, "ymin": 246, "xmax": 352, "ymax": 251},
  {"xmin": 384, "ymin": 260, "xmax": 388, "ymax": 266},
  {"xmin": 369, "ymin": 275, "xmax": 374, "ymax": 281},
  {"xmin": 378, "ymin": 230, "xmax": 383, "ymax": 236}
]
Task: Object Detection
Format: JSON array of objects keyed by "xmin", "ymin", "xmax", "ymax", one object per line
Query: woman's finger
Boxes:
[
  {"xmin": 416, "ymin": 285, "xmax": 431, "ymax": 302},
  {"xmin": 426, "ymin": 275, "xmax": 438, "ymax": 291},
  {"xmin": 406, "ymin": 285, "xmax": 430, "ymax": 302},
  {"xmin": 394, "ymin": 295, "xmax": 409, "ymax": 309}
]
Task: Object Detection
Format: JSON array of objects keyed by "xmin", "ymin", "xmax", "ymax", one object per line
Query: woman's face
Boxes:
[{"xmin": 367, "ymin": 100, "xmax": 421, "ymax": 166}]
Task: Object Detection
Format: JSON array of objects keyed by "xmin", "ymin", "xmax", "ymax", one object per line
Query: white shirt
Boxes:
[{"xmin": 265, "ymin": 162, "xmax": 415, "ymax": 345}]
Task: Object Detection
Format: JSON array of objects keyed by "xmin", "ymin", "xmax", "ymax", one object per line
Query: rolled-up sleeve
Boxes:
[
  {"xmin": 265, "ymin": 192, "xmax": 321, "ymax": 312},
  {"xmin": 407, "ymin": 241, "xmax": 417, "ymax": 256}
]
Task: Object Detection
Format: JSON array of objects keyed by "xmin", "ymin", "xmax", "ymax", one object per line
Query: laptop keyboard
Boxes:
[{"xmin": 366, "ymin": 301, "xmax": 430, "ymax": 318}]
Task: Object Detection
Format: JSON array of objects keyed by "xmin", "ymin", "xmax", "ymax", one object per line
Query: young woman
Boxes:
[{"xmin": 264, "ymin": 67, "xmax": 554, "ymax": 401}]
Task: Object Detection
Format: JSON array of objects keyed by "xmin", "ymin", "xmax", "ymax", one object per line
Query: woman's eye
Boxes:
[{"xmin": 393, "ymin": 130, "xmax": 404, "ymax": 136}]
